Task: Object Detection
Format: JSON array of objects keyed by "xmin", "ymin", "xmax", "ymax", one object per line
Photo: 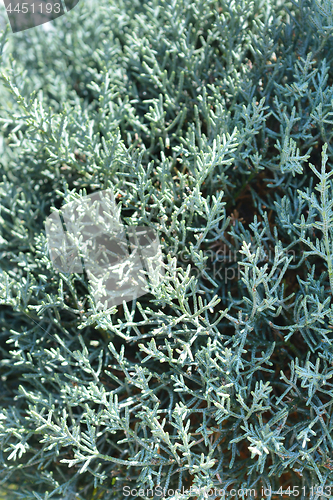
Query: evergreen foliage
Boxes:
[{"xmin": 1, "ymin": 0, "xmax": 333, "ymax": 498}]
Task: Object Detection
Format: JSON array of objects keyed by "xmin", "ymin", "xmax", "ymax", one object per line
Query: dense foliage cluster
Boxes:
[{"xmin": 1, "ymin": 0, "xmax": 333, "ymax": 498}]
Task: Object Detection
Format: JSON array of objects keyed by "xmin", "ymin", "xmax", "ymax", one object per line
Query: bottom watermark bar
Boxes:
[{"xmin": 122, "ymin": 485, "xmax": 328, "ymax": 498}]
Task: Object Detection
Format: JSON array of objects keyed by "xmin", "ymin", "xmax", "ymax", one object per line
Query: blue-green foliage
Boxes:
[{"xmin": 1, "ymin": 0, "xmax": 333, "ymax": 498}]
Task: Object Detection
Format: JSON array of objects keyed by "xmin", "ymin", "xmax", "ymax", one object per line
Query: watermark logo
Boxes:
[
  {"xmin": 45, "ymin": 189, "xmax": 164, "ymax": 311},
  {"xmin": 3, "ymin": 0, "xmax": 80, "ymax": 33}
]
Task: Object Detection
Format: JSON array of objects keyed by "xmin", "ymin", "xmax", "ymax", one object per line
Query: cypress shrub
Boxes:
[{"xmin": 1, "ymin": 0, "xmax": 333, "ymax": 498}]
